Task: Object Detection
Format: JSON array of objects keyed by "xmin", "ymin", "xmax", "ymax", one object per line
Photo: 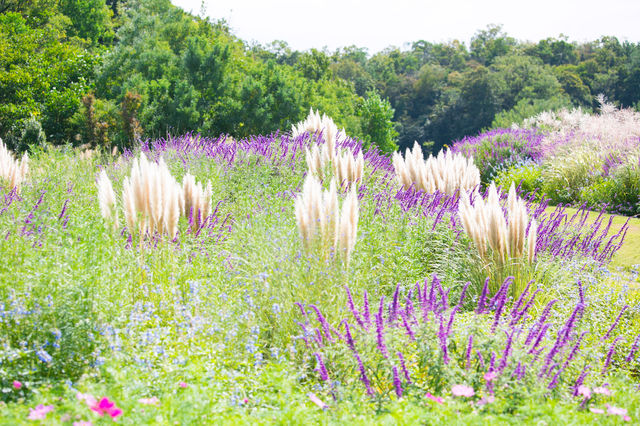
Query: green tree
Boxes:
[{"xmin": 359, "ymin": 90, "xmax": 398, "ymax": 154}]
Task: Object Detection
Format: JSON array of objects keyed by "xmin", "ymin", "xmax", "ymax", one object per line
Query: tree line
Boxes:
[{"xmin": 2, "ymin": 0, "xmax": 639, "ymax": 154}]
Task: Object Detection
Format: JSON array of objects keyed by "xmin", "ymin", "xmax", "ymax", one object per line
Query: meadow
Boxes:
[{"xmin": 0, "ymin": 107, "xmax": 639, "ymax": 425}]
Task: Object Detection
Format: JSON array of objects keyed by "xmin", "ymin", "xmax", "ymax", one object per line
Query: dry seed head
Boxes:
[
  {"xmin": 122, "ymin": 177, "xmax": 136, "ymax": 232},
  {"xmin": 97, "ymin": 169, "xmax": 117, "ymax": 225},
  {"xmin": 527, "ymin": 219, "xmax": 538, "ymax": 264}
]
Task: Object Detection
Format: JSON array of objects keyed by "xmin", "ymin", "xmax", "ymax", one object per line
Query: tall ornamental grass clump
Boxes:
[
  {"xmin": 457, "ymin": 95, "xmax": 640, "ymax": 215},
  {"xmin": 392, "ymin": 142, "xmax": 480, "ymax": 195},
  {"xmin": 0, "ymin": 139, "xmax": 29, "ymax": 193}
]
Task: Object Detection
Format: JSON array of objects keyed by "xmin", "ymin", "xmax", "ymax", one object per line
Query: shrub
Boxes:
[{"xmin": 494, "ymin": 161, "xmax": 543, "ymax": 199}]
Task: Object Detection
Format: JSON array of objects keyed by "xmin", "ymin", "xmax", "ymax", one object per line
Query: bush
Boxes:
[
  {"xmin": 494, "ymin": 161, "xmax": 544, "ymax": 199},
  {"xmin": 19, "ymin": 117, "xmax": 46, "ymax": 152}
]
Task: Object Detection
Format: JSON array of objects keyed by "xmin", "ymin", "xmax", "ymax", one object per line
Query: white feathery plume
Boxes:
[
  {"xmin": 97, "ymin": 170, "xmax": 118, "ymax": 229},
  {"xmin": 122, "ymin": 177, "xmax": 136, "ymax": 232},
  {"xmin": 527, "ymin": 219, "xmax": 538, "ymax": 264},
  {"xmin": 0, "ymin": 139, "xmax": 29, "ymax": 193}
]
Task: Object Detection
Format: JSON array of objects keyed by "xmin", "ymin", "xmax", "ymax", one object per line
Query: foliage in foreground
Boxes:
[{"xmin": 0, "ymin": 131, "xmax": 638, "ymax": 424}]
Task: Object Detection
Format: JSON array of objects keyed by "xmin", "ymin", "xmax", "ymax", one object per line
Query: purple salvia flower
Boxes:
[
  {"xmin": 602, "ymin": 337, "xmax": 623, "ymax": 375},
  {"xmin": 477, "ymin": 350, "xmax": 485, "ymax": 369},
  {"xmin": 397, "ymin": 351, "xmax": 412, "ymax": 383},
  {"xmin": 309, "ymin": 305, "xmax": 335, "ymax": 343},
  {"xmin": 58, "ymin": 199, "xmax": 70, "ymax": 220},
  {"xmin": 404, "ymin": 290, "xmax": 415, "ymax": 322},
  {"xmin": 344, "ymin": 321, "xmax": 356, "ymax": 352},
  {"xmin": 393, "ymin": 366, "xmax": 403, "ymax": 398},
  {"xmin": 314, "ymin": 328, "xmax": 324, "ymax": 347},
  {"xmin": 465, "ymin": 335, "xmax": 474, "ymax": 369},
  {"xmin": 511, "ymin": 289, "xmax": 542, "ymax": 327},
  {"xmin": 499, "ymin": 331, "xmax": 514, "ymax": 373},
  {"xmin": 354, "ymin": 351, "xmax": 374, "ymax": 396},
  {"xmin": 313, "ymin": 352, "xmax": 329, "ymax": 381},
  {"xmin": 362, "ymin": 291, "xmax": 371, "ymax": 328},
  {"xmin": 511, "ymin": 281, "xmax": 532, "ymax": 318},
  {"xmin": 475, "ymin": 277, "xmax": 490, "ymax": 314},
  {"xmin": 375, "ymin": 307, "xmax": 389, "ymax": 358},
  {"xmin": 572, "ymin": 365, "xmax": 591, "ymax": 396},
  {"xmin": 294, "ymin": 302, "xmax": 309, "ymax": 323},
  {"xmin": 345, "ymin": 286, "xmax": 365, "ymax": 329},
  {"xmin": 562, "ymin": 331, "xmax": 588, "ymax": 369},
  {"xmin": 491, "ymin": 277, "xmax": 513, "ymax": 333},
  {"xmin": 625, "ymin": 333, "xmax": 640, "ymax": 363},
  {"xmin": 438, "ymin": 314, "xmax": 449, "ymax": 364},
  {"xmin": 542, "ymin": 303, "xmax": 584, "ymax": 374},
  {"xmin": 525, "ymin": 300, "xmax": 557, "ymax": 346},
  {"xmin": 399, "ymin": 310, "xmax": 416, "ymax": 341},
  {"xmin": 389, "ymin": 283, "xmax": 401, "ymax": 324},
  {"xmin": 445, "ymin": 306, "xmax": 458, "ymax": 335},
  {"xmin": 547, "ymin": 367, "xmax": 563, "ymax": 389},
  {"xmin": 577, "ymin": 280, "xmax": 585, "ymax": 305},
  {"xmin": 602, "ymin": 305, "xmax": 629, "ymax": 341},
  {"xmin": 457, "ymin": 281, "xmax": 470, "ymax": 309},
  {"xmin": 427, "ymin": 275, "xmax": 437, "ymax": 313}
]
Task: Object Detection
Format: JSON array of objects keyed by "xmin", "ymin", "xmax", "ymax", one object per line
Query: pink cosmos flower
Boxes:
[
  {"xmin": 623, "ymin": 415, "xmax": 632, "ymax": 422},
  {"xmin": 477, "ymin": 395, "xmax": 495, "ymax": 406},
  {"xmin": 76, "ymin": 392, "xmax": 97, "ymax": 407},
  {"xmin": 593, "ymin": 386, "xmax": 611, "ymax": 396},
  {"xmin": 425, "ymin": 392, "xmax": 444, "ymax": 404},
  {"xmin": 13, "ymin": 381, "xmax": 22, "ymax": 390},
  {"xmin": 606, "ymin": 404, "xmax": 628, "ymax": 416},
  {"xmin": 90, "ymin": 397, "xmax": 123, "ymax": 418},
  {"xmin": 138, "ymin": 397, "xmax": 160, "ymax": 406},
  {"xmin": 73, "ymin": 421, "xmax": 93, "ymax": 426},
  {"xmin": 589, "ymin": 408, "xmax": 605, "ymax": 414},
  {"xmin": 179, "ymin": 382, "xmax": 188, "ymax": 388},
  {"xmin": 27, "ymin": 404, "xmax": 54, "ymax": 420},
  {"xmin": 307, "ymin": 393, "xmax": 327, "ymax": 409},
  {"xmin": 242, "ymin": 398, "xmax": 249, "ymax": 404},
  {"xmin": 577, "ymin": 385, "xmax": 591, "ymax": 399},
  {"xmin": 484, "ymin": 372, "xmax": 497, "ymax": 382},
  {"xmin": 451, "ymin": 384, "xmax": 475, "ymax": 397}
]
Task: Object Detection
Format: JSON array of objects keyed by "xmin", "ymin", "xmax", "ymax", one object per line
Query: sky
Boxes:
[{"xmin": 171, "ymin": 0, "xmax": 640, "ymax": 54}]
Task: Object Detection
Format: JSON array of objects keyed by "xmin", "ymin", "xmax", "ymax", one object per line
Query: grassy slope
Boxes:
[{"xmin": 544, "ymin": 206, "xmax": 640, "ymax": 270}]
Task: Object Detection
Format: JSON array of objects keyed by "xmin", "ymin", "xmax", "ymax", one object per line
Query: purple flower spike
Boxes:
[
  {"xmin": 400, "ymin": 310, "xmax": 416, "ymax": 341},
  {"xmin": 602, "ymin": 305, "xmax": 629, "ymax": 341},
  {"xmin": 625, "ymin": 334, "xmax": 640, "ymax": 363},
  {"xmin": 354, "ymin": 351, "xmax": 374, "ymax": 396},
  {"xmin": 344, "ymin": 321, "xmax": 356, "ymax": 352},
  {"xmin": 309, "ymin": 305, "xmax": 335, "ymax": 343},
  {"xmin": 393, "ymin": 366, "xmax": 403, "ymax": 398},
  {"xmin": 389, "ymin": 283, "xmax": 401, "ymax": 324},
  {"xmin": 397, "ymin": 351, "xmax": 412, "ymax": 383},
  {"xmin": 375, "ymin": 299, "xmax": 389, "ymax": 358},
  {"xmin": 362, "ymin": 291, "xmax": 371, "ymax": 329},
  {"xmin": 475, "ymin": 277, "xmax": 490, "ymax": 314},
  {"xmin": 572, "ymin": 365, "xmax": 591, "ymax": 396},
  {"xmin": 313, "ymin": 352, "xmax": 329, "ymax": 381},
  {"xmin": 457, "ymin": 282, "xmax": 470, "ymax": 309},
  {"xmin": 602, "ymin": 337, "xmax": 623, "ymax": 375},
  {"xmin": 465, "ymin": 335, "xmax": 474, "ymax": 369},
  {"xmin": 344, "ymin": 286, "xmax": 365, "ymax": 329}
]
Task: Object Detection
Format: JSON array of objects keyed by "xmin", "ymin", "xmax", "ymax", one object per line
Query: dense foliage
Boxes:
[
  {"xmin": 3, "ymin": 1, "xmax": 640, "ymax": 156},
  {"xmin": 0, "ymin": 130, "xmax": 638, "ymax": 424}
]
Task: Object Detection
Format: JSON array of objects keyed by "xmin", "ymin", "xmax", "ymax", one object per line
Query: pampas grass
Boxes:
[
  {"xmin": 459, "ymin": 182, "xmax": 538, "ymax": 297},
  {"xmin": 112, "ymin": 153, "xmax": 212, "ymax": 240},
  {"xmin": 294, "ymin": 174, "xmax": 359, "ymax": 265},
  {"xmin": 392, "ymin": 141, "xmax": 479, "ymax": 195},
  {"xmin": 97, "ymin": 170, "xmax": 118, "ymax": 229},
  {"xmin": 459, "ymin": 182, "xmax": 537, "ymax": 266},
  {"xmin": 0, "ymin": 139, "xmax": 29, "ymax": 193}
]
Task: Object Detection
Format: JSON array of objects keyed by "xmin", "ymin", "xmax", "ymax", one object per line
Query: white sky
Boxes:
[{"xmin": 171, "ymin": 0, "xmax": 640, "ymax": 54}]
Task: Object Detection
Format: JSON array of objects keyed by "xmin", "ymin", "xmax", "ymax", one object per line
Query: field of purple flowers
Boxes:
[{"xmin": 0, "ymin": 125, "xmax": 639, "ymax": 425}]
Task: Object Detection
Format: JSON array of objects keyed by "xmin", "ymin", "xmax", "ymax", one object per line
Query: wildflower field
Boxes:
[{"xmin": 1, "ymin": 108, "xmax": 640, "ymax": 425}]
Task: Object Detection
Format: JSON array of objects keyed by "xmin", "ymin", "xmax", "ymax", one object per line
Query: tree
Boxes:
[{"xmin": 360, "ymin": 90, "xmax": 398, "ymax": 154}]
